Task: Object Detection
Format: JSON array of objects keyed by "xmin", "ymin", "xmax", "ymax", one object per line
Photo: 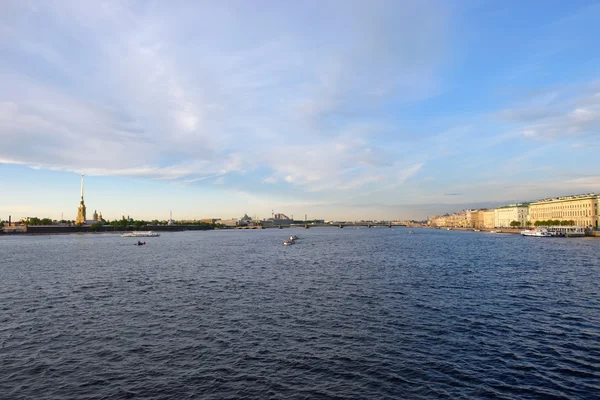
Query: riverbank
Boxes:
[
  {"xmin": 426, "ymin": 226, "xmax": 600, "ymax": 237},
  {"xmin": 0, "ymin": 224, "xmax": 214, "ymax": 235}
]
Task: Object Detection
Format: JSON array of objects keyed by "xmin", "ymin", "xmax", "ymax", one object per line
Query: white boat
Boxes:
[
  {"xmin": 283, "ymin": 239, "xmax": 295, "ymax": 245},
  {"xmin": 290, "ymin": 235, "xmax": 298, "ymax": 241},
  {"xmin": 473, "ymin": 229, "xmax": 481, "ymax": 232},
  {"xmin": 521, "ymin": 228, "xmax": 551, "ymax": 237},
  {"xmin": 546, "ymin": 226, "xmax": 586, "ymax": 237},
  {"xmin": 121, "ymin": 231, "xmax": 160, "ymax": 238},
  {"xmin": 490, "ymin": 230, "xmax": 502, "ymax": 233}
]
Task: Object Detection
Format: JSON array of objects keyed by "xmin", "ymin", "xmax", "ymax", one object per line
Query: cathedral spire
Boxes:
[{"xmin": 75, "ymin": 174, "xmax": 87, "ymax": 224}]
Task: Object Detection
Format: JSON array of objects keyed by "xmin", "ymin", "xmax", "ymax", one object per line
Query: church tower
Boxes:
[{"xmin": 75, "ymin": 174, "xmax": 87, "ymax": 224}]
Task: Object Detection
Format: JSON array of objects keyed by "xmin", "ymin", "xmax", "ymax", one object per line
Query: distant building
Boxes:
[
  {"xmin": 482, "ymin": 210, "xmax": 495, "ymax": 229},
  {"xmin": 218, "ymin": 219, "xmax": 239, "ymax": 227},
  {"xmin": 75, "ymin": 174, "xmax": 87, "ymax": 224},
  {"xmin": 529, "ymin": 193, "xmax": 598, "ymax": 228},
  {"xmin": 262, "ymin": 212, "xmax": 293, "ymax": 227},
  {"xmin": 471, "ymin": 210, "xmax": 487, "ymax": 229},
  {"xmin": 2, "ymin": 220, "xmax": 26, "ymax": 233},
  {"xmin": 494, "ymin": 204, "xmax": 529, "ymax": 228}
]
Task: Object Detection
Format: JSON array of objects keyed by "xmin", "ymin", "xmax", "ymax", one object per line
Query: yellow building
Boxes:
[
  {"xmin": 483, "ymin": 210, "xmax": 495, "ymax": 228},
  {"xmin": 428, "ymin": 215, "xmax": 448, "ymax": 227},
  {"xmin": 529, "ymin": 194, "xmax": 598, "ymax": 228},
  {"xmin": 471, "ymin": 210, "xmax": 486, "ymax": 229},
  {"xmin": 428, "ymin": 212, "xmax": 468, "ymax": 228}
]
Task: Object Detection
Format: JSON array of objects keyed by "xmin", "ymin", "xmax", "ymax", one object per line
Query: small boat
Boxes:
[
  {"xmin": 473, "ymin": 229, "xmax": 481, "ymax": 232},
  {"xmin": 135, "ymin": 241, "xmax": 147, "ymax": 246},
  {"xmin": 521, "ymin": 229, "xmax": 551, "ymax": 237},
  {"xmin": 446, "ymin": 228, "xmax": 452, "ymax": 231},
  {"xmin": 290, "ymin": 235, "xmax": 298, "ymax": 241},
  {"xmin": 121, "ymin": 231, "xmax": 160, "ymax": 237},
  {"xmin": 283, "ymin": 239, "xmax": 295, "ymax": 245},
  {"xmin": 490, "ymin": 230, "xmax": 502, "ymax": 233}
]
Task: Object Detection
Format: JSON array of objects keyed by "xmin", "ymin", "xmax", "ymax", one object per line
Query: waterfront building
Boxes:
[
  {"xmin": 428, "ymin": 212, "xmax": 467, "ymax": 228},
  {"xmin": 92, "ymin": 210, "xmax": 98, "ymax": 222},
  {"xmin": 217, "ymin": 218, "xmax": 239, "ymax": 227},
  {"xmin": 262, "ymin": 212, "xmax": 293, "ymax": 228},
  {"xmin": 465, "ymin": 210, "xmax": 474, "ymax": 228},
  {"xmin": 494, "ymin": 204, "xmax": 529, "ymax": 228},
  {"xmin": 483, "ymin": 210, "xmax": 495, "ymax": 228},
  {"xmin": 428, "ymin": 214, "xmax": 448, "ymax": 227},
  {"xmin": 471, "ymin": 210, "xmax": 487, "ymax": 229},
  {"xmin": 529, "ymin": 193, "xmax": 598, "ymax": 228},
  {"xmin": 75, "ymin": 174, "xmax": 87, "ymax": 225},
  {"xmin": 445, "ymin": 211, "xmax": 466, "ymax": 227}
]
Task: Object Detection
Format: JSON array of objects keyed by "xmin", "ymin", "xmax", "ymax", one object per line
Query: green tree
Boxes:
[
  {"xmin": 89, "ymin": 222, "xmax": 103, "ymax": 232},
  {"xmin": 510, "ymin": 221, "xmax": 521, "ymax": 227}
]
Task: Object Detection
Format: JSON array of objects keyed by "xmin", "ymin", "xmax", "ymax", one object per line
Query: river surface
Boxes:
[{"xmin": 1, "ymin": 228, "xmax": 599, "ymax": 399}]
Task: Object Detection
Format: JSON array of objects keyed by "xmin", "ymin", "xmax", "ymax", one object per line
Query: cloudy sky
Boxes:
[{"xmin": 1, "ymin": 0, "xmax": 599, "ymax": 221}]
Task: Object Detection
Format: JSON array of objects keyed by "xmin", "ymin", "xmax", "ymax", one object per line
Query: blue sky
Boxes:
[{"xmin": 1, "ymin": 0, "xmax": 600, "ymax": 221}]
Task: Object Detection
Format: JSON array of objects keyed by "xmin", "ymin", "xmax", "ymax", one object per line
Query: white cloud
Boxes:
[
  {"xmin": 0, "ymin": 0, "xmax": 448, "ymax": 197},
  {"xmin": 499, "ymin": 82, "xmax": 600, "ymax": 140}
]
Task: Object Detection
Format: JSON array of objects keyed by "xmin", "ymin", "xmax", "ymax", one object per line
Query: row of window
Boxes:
[
  {"xmin": 537, "ymin": 202, "xmax": 593, "ymax": 210},
  {"xmin": 532, "ymin": 210, "xmax": 593, "ymax": 218}
]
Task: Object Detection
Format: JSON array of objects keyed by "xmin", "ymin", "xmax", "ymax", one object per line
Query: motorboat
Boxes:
[
  {"xmin": 135, "ymin": 241, "xmax": 146, "ymax": 246},
  {"xmin": 121, "ymin": 231, "xmax": 160, "ymax": 237},
  {"xmin": 521, "ymin": 228, "xmax": 551, "ymax": 237},
  {"xmin": 490, "ymin": 230, "xmax": 502, "ymax": 233},
  {"xmin": 473, "ymin": 229, "xmax": 481, "ymax": 232},
  {"xmin": 290, "ymin": 235, "xmax": 298, "ymax": 241},
  {"xmin": 283, "ymin": 239, "xmax": 295, "ymax": 245}
]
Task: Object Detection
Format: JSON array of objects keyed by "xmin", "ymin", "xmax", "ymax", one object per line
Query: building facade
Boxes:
[
  {"xmin": 470, "ymin": 210, "xmax": 491, "ymax": 229},
  {"xmin": 483, "ymin": 210, "xmax": 495, "ymax": 228},
  {"xmin": 529, "ymin": 194, "xmax": 598, "ymax": 228},
  {"xmin": 494, "ymin": 205, "xmax": 529, "ymax": 228}
]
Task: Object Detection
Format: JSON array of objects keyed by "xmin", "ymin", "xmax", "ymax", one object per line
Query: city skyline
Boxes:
[{"xmin": 1, "ymin": 1, "xmax": 600, "ymax": 220}]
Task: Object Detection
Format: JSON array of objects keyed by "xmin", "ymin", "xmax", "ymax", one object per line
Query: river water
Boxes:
[{"xmin": 1, "ymin": 228, "xmax": 599, "ymax": 399}]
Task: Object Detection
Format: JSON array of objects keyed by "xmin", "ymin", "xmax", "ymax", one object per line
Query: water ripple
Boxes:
[{"xmin": 1, "ymin": 229, "xmax": 599, "ymax": 399}]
